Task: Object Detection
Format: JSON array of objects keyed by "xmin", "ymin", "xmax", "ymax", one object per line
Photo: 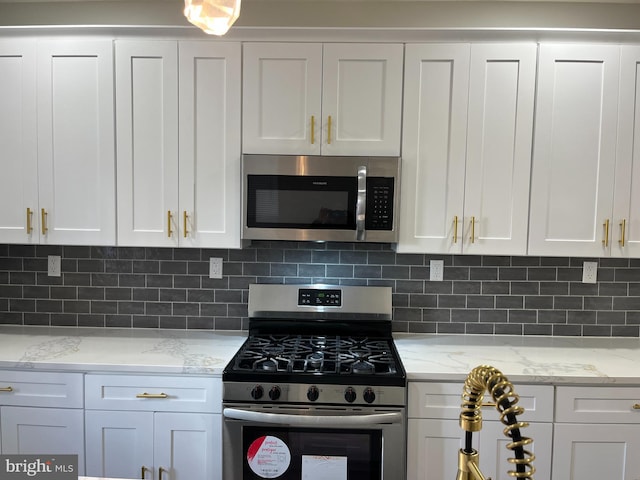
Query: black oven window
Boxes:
[{"xmin": 242, "ymin": 426, "xmax": 382, "ymax": 480}]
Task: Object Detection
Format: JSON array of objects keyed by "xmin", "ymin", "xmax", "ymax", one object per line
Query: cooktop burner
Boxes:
[{"xmin": 229, "ymin": 334, "xmax": 400, "ymax": 376}]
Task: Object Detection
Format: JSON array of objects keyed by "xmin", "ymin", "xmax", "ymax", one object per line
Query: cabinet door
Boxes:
[
  {"xmin": 242, "ymin": 43, "xmax": 322, "ymax": 155},
  {"xmin": 154, "ymin": 412, "xmax": 221, "ymax": 480},
  {"xmin": 116, "ymin": 40, "xmax": 179, "ymax": 246},
  {"xmin": 37, "ymin": 38, "xmax": 116, "ymax": 246},
  {"xmin": 1, "ymin": 406, "xmax": 85, "ymax": 474},
  {"xmin": 479, "ymin": 421, "xmax": 551, "ymax": 480},
  {"xmin": 406, "ymin": 418, "xmax": 477, "ymax": 480},
  {"xmin": 85, "ymin": 410, "xmax": 154, "ymax": 479},
  {"xmin": 552, "ymin": 424, "xmax": 640, "ymax": 480},
  {"xmin": 321, "ymin": 43, "xmax": 403, "ymax": 156},
  {"xmin": 463, "ymin": 44, "xmax": 536, "ymax": 255},
  {"xmin": 529, "ymin": 44, "xmax": 620, "ymax": 256},
  {"xmin": 614, "ymin": 45, "xmax": 640, "ymax": 257},
  {"xmin": 178, "ymin": 41, "xmax": 241, "ymax": 248},
  {"xmin": 397, "ymin": 44, "xmax": 469, "ymax": 253},
  {"xmin": 0, "ymin": 39, "xmax": 38, "ymax": 244}
]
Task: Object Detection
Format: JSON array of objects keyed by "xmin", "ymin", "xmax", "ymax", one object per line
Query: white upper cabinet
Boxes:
[
  {"xmin": 242, "ymin": 42, "xmax": 403, "ymax": 156},
  {"xmin": 116, "ymin": 40, "xmax": 241, "ymax": 248},
  {"xmin": 37, "ymin": 39, "xmax": 116, "ymax": 245},
  {"xmin": 398, "ymin": 43, "xmax": 536, "ymax": 255},
  {"xmin": 529, "ymin": 44, "xmax": 620, "ymax": 257},
  {"xmin": 613, "ymin": 46, "xmax": 640, "ymax": 257},
  {"xmin": 0, "ymin": 38, "xmax": 115, "ymax": 246},
  {"xmin": 178, "ymin": 41, "xmax": 241, "ymax": 248},
  {"xmin": 398, "ymin": 43, "xmax": 469, "ymax": 254},
  {"xmin": 0, "ymin": 40, "xmax": 38, "ymax": 244},
  {"xmin": 116, "ymin": 40, "xmax": 179, "ymax": 247}
]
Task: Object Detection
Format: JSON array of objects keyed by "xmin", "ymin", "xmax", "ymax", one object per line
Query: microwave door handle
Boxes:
[
  {"xmin": 356, "ymin": 165, "xmax": 367, "ymax": 241},
  {"xmin": 223, "ymin": 408, "xmax": 402, "ymax": 426}
]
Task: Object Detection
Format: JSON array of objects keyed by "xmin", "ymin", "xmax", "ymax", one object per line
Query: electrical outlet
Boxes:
[
  {"xmin": 48, "ymin": 255, "xmax": 61, "ymax": 277},
  {"xmin": 430, "ymin": 259, "xmax": 444, "ymax": 281},
  {"xmin": 582, "ymin": 261, "xmax": 598, "ymax": 284},
  {"xmin": 209, "ymin": 257, "xmax": 223, "ymax": 279}
]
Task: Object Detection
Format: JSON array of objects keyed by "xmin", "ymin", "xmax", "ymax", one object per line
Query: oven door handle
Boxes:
[{"xmin": 223, "ymin": 408, "xmax": 402, "ymax": 426}]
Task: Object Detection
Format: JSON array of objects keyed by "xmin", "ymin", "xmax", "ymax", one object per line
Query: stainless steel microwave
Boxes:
[{"xmin": 242, "ymin": 154, "xmax": 401, "ymax": 243}]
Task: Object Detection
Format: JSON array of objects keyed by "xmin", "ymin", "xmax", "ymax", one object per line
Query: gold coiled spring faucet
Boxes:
[{"xmin": 456, "ymin": 365, "xmax": 535, "ymax": 480}]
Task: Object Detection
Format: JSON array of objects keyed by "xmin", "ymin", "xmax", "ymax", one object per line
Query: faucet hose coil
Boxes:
[{"xmin": 460, "ymin": 365, "xmax": 535, "ymax": 479}]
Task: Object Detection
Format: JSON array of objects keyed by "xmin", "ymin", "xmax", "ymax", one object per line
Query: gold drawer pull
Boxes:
[
  {"xmin": 619, "ymin": 219, "xmax": 627, "ymax": 247},
  {"xmin": 183, "ymin": 210, "xmax": 189, "ymax": 238},
  {"xmin": 481, "ymin": 402, "xmax": 496, "ymax": 408},
  {"xmin": 311, "ymin": 115, "xmax": 315, "ymax": 144},
  {"xmin": 158, "ymin": 466, "xmax": 167, "ymax": 479},
  {"xmin": 327, "ymin": 115, "xmax": 332, "ymax": 144},
  {"xmin": 602, "ymin": 218, "xmax": 610, "ymax": 247},
  {"xmin": 167, "ymin": 211, "xmax": 173, "ymax": 238},
  {"xmin": 136, "ymin": 392, "xmax": 168, "ymax": 399},
  {"xmin": 141, "ymin": 466, "xmax": 149, "ymax": 479},
  {"xmin": 633, "ymin": 403, "xmax": 640, "ymax": 410},
  {"xmin": 0, "ymin": 386, "xmax": 14, "ymax": 392},
  {"xmin": 453, "ymin": 215, "xmax": 459, "ymax": 244}
]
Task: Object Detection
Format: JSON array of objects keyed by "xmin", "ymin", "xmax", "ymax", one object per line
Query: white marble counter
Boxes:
[
  {"xmin": 394, "ymin": 333, "xmax": 640, "ymax": 385},
  {"xmin": 1, "ymin": 326, "xmax": 639, "ymax": 385},
  {"xmin": 0, "ymin": 326, "xmax": 247, "ymax": 375}
]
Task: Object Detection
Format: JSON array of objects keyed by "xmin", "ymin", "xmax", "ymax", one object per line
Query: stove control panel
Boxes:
[
  {"xmin": 224, "ymin": 382, "xmax": 405, "ymax": 407},
  {"xmin": 298, "ymin": 288, "xmax": 342, "ymax": 307}
]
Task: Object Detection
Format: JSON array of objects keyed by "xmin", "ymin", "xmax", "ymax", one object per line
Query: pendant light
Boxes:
[{"xmin": 184, "ymin": 0, "xmax": 241, "ymax": 36}]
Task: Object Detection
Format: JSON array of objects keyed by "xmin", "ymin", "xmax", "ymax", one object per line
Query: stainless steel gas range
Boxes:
[{"xmin": 222, "ymin": 283, "xmax": 406, "ymax": 480}]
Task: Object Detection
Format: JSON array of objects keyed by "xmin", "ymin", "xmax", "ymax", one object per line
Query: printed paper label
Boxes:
[{"xmin": 301, "ymin": 455, "xmax": 347, "ymax": 480}]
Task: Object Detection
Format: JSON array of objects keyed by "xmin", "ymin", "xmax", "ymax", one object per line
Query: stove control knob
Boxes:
[
  {"xmin": 269, "ymin": 386, "xmax": 281, "ymax": 401},
  {"xmin": 307, "ymin": 385, "xmax": 320, "ymax": 402},
  {"xmin": 344, "ymin": 387, "xmax": 357, "ymax": 403},
  {"xmin": 250, "ymin": 385, "xmax": 264, "ymax": 400},
  {"xmin": 363, "ymin": 387, "xmax": 376, "ymax": 404}
]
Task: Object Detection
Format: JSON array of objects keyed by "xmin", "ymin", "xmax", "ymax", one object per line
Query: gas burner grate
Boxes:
[{"xmin": 231, "ymin": 334, "xmax": 399, "ymax": 376}]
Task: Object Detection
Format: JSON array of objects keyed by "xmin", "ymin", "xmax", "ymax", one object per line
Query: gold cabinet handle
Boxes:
[
  {"xmin": 167, "ymin": 211, "xmax": 173, "ymax": 238},
  {"xmin": 453, "ymin": 215, "xmax": 459, "ymax": 244},
  {"xmin": 619, "ymin": 219, "xmax": 626, "ymax": 247},
  {"xmin": 633, "ymin": 403, "xmax": 640, "ymax": 410},
  {"xmin": 327, "ymin": 115, "xmax": 332, "ymax": 144},
  {"xmin": 41, "ymin": 208, "xmax": 48, "ymax": 234},
  {"xmin": 602, "ymin": 219, "xmax": 610, "ymax": 247},
  {"xmin": 469, "ymin": 216, "xmax": 476, "ymax": 243},
  {"xmin": 311, "ymin": 115, "xmax": 315, "ymax": 145},
  {"xmin": 136, "ymin": 392, "xmax": 168, "ymax": 399},
  {"xmin": 158, "ymin": 467, "xmax": 167, "ymax": 479},
  {"xmin": 0, "ymin": 386, "xmax": 14, "ymax": 392},
  {"xmin": 183, "ymin": 211, "xmax": 188, "ymax": 238},
  {"xmin": 481, "ymin": 402, "xmax": 497, "ymax": 408},
  {"xmin": 141, "ymin": 466, "xmax": 148, "ymax": 479},
  {"xmin": 26, "ymin": 208, "xmax": 33, "ymax": 234}
]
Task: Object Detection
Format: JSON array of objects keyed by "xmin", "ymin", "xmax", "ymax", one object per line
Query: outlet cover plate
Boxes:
[
  {"xmin": 582, "ymin": 261, "xmax": 598, "ymax": 284},
  {"xmin": 48, "ymin": 255, "xmax": 61, "ymax": 277},
  {"xmin": 430, "ymin": 260, "xmax": 444, "ymax": 281},
  {"xmin": 209, "ymin": 257, "xmax": 223, "ymax": 279}
]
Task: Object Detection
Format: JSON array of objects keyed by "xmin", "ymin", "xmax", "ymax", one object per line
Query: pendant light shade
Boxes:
[{"xmin": 184, "ymin": 0, "xmax": 241, "ymax": 36}]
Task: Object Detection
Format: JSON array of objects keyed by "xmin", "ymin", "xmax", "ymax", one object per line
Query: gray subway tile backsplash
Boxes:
[{"xmin": 1, "ymin": 241, "xmax": 640, "ymax": 337}]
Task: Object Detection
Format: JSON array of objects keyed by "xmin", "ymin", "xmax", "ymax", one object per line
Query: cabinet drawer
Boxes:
[
  {"xmin": 0, "ymin": 370, "xmax": 83, "ymax": 408},
  {"xmin": 555, "ymin": 386, "xmax": 640, "ymax": 423},
  {"xmin": 408, "ymin": 382, "xmax": 554, "ymax": 422},
  {"xmin": 85, "ymin": 374, "xmax": 222, "ymax": 413}
]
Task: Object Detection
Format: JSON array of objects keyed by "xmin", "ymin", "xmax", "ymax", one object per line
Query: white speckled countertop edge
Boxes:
[{"xmin": 1, "ymin": 326, "xmax": 639, "ymax": 385}]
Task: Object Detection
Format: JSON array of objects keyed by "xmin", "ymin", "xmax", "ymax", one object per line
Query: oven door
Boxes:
[{"xmin": 222, "ymin": 404, "xmax": 406, "ymax": 480}]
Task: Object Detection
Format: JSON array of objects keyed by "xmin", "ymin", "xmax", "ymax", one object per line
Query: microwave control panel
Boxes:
[{"xmin": 366, "ymin": 177, "xmax": 394, "ymax": 230}]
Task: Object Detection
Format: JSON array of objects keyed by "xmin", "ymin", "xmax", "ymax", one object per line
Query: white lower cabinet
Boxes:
[
  {"xmin": 84, "ymin": 374, "xmax": 222, "ymax": 480},
  {"xmin": 0, "ymin": 370, "xmax": 85, "ymax": 474},
  {"xmin": 407, "ymin": 382, "xmax": 553, "ymax": 480},
  {"xmin": 552, "ymin": 386, "xmax": 640, "ymax": 480}
]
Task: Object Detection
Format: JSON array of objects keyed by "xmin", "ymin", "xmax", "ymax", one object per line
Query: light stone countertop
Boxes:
[
  {"xmin": 394, "ymin": 333, "xmax": 640, "ymax": 385},
  {"xmin": 1, "ymin": 326, "xmax": 639, "ymax": 385},
  {"xmin": 0, "ymin": 326, "xmax": 247, "ymax": 375}
]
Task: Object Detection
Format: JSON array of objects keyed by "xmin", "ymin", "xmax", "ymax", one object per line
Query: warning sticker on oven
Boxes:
[
  {"xmin": 246, "ymin": 435, "xmax": 291, "ymax": 478},
  {"xmin": 302, "ymin": 455, "xmax": 347, "ymax": 480}
]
